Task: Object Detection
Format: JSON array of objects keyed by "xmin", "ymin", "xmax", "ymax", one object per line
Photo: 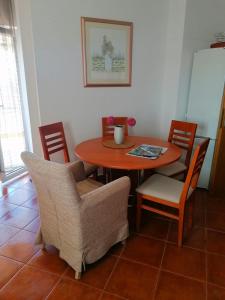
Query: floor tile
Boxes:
[
  {"xmin": 168, "ymin": 223, "xmax": 205, "ymax": 250},
  {"xmin": 194, "ymin": 190, "xmax": 206, "ymax": 212},
  {"xmin": 0, "ymin": 200, "xmax": 18, "ymax": 218},
  {"xmin": 21, "ymin": 197, "xmax": 39, "ymax": 210},
  {"xmin": 28, "ymin": 246, "xmax": 68, "ymax": 275},
  {"xmin": 0, "ymin": 185, "xmax": 16, "ymax": 199},
  {"xmin": 21, "ymin": 180, "xmax": 35, "ymax": 191},
  {"xmin": 206, "ymin": 212, "xmax": 225, "ymax": 232},
  {"xmin": 64, "ymin": 254, "xmax": 117, "ymax": 289},
  {"xmin": 106, "ymin": 258, "xmax": 158, "ymax": 300},
  {"xmin": 0, "ymin": 206, "xmax": 38, "ymax": 228},
  {"xmin": 207, "ymin": 283, "xmax": 225, "ymax": 300},
  {"xmin": 0, "ymin": 224, "xmax": 20, "ymax": 246},
  {"xmin": 155, "ymin": 271, "xmax": 205, "ymax": 300},
  {"xmin": 208, "ymin": 253, "xmax": 225, "ymax": 287},
  {"xmin": 0, "ymin": 256, "xmax": 22, "ymax": 289},
  {"xmin": 206, "ymin": 196, "xmax": 225, "ymax": 214},
  {"xmin": 122, "ymin": 235, "xmax": 164, "ymax": 267},
  {"xmin": 207, "ymin": 230, "xmax": 225, "ymax": 255},
  {"xmin": 2, "ymin": 188, "xmax": 36, "ymax": 206},
  {"xmin": 193, "ymin": 205, "xmax": 205, "ymax": 227},
  {"xmin": 184, "ymin": 227, "xmax": 206, "ymax": 250},
  {"xmin": 0, "ymin": 265, "xmax": 59, "ymax": 300},
  {"xmin": 24, "ymin": 217, "xmax": 40, "ymax": 233},
  {"xmin": 167, "ymin": 221, "xmax": 188, "ymax": 245},
  {"xmin": 0, "ymin": 229, "xmax": 39, "ymax": 263},
  {"xmin": 108, "ymin": 242, "xmax": 124, "ymax": 257},
  {"xmin": 138, "ymin": 214, "xmax": 170, "ymax": 240},
  {"xmin": 101, "ymin": 292, "xmax": 127, "ymax": 300},
  {"xmin": 47, "ymin": 278, "xmax": 101, "ymax": 300},
  {"xmin": 162, "ymin": 244, "xmax": 205, "ymax": 280}
]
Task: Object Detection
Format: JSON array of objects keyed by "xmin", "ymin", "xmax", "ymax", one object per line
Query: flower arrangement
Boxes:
[{"xmin": 106, "ymin": 116, "xmax": 136, "ymax": 127}]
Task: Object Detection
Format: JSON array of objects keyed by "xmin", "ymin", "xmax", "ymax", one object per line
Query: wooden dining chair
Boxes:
[
  {"xmin": 102, "ymin": 117, "xmax": 128, "ymax": 137},
  {"xmin": 102, "ymin": 117, "xmax": 129, "ymax": 182},
  {"xmin": 155, "ymin": 120, "xmax": 197, "ymax": 178},
  {"xmin": 39, "ymin": 122, "xmax": 97, "ymax": 177},
  {"xmin": 136, "ymin": 138, "xmax": 209, "ymax": 247}
]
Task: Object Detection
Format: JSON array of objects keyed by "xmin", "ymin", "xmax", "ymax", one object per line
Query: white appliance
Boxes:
[{"xmin": 186, "ymin": 48, "xmax": 225, "ymax": 188}]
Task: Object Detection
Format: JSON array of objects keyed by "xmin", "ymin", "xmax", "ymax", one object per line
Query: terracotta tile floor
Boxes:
[{"xmin": 0, "ymin": 176, "xmax": 225, "ymax": 299}]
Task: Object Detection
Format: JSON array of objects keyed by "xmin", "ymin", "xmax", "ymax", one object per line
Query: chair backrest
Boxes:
[
  {"xmin": 39, "ymin": 122, "xmax": 70, "ymax": 163},
  {"xmin": 168, "ymin": 120, "xmax": 197, "ymax": 167},
  {"xmin": 102, "ymin": 117, "xmax": 128, "ymax": 137},
  {"xmin": 21, "ymin": 151, "xmax": 82, "ymax": 250},
  {"xmin": 180, "ymin": 138, "xmax": 210, "ymax": 205}
]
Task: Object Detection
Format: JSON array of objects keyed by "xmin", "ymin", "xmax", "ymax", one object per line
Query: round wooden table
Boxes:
[{"xmin": 75, "ymin": 136, "xmax": 181, "ymax": 171}]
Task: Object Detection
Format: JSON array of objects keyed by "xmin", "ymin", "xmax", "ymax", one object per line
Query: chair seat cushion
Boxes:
[
  {"xmin": 136, "ymin": 174, "xmax": 193, "ymax": 204},
  {"xmin": 155, "ymin": 161, "xmax": 187, "ymax": 177},
  {"xmin": 76, "ymin": 178, "xmax": 103, "ymax": 196},
  {"xmin": 83, "ymin": 162, "xmax": 98, "ymax": 177}
]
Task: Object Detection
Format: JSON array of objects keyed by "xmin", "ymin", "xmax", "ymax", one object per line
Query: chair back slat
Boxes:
[
  {"xmin": 180, "ymin": 138, "xmax": 210, "ymax": 205},
  {"xmin": 102, "ymin": 117, "xmax": 128, "ymax": 137},
  {"xmin": 45, "ymin": 133, "xmax": 63, "ymax": 143},
  {"xmin": 168, "ymin": 120, "xmax": 197, "ymax": 167},
  {"xmin": 39, "ymin": 122, "xmax": 70, "ymax": 163}
]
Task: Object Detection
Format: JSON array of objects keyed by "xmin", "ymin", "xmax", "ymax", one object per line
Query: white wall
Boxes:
[
  {"xmin": 14, "ymin": 0, "xmax": 225, "ymax": 160},
  {"xmin": 160, "ymin": 0, "xmax": 187, "ymax": 138},
  {"xmin": 176, "ymin": 0, "xmax": 225, "ymax": 119},
  {"xmin": 17, "ymin": 0, "xmax": 173, "ymax": 158}
]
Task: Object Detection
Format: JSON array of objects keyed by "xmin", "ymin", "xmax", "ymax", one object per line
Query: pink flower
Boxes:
[
  {"xmin": 127, "ymin": 117, "xmax": 136, "ymax": 127},
  {"xmin": 107, "ymin": 116, "xmax": 114, "ymax": 125}
]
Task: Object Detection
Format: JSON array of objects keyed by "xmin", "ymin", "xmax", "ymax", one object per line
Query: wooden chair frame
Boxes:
[
  {"xmin": 168, "ymin": 120, "xmax": 197, "ymax": 176},
  {"xmin": 102, "ymin": 117, "xmax": 128, "ymax": 137},
  {"xmin": 136, "ymin": 138, "xmax": 210, "ymax": 247},
  {"xmin": 39, "ymin": 122, "xmax": 70, "ymax": 163}
]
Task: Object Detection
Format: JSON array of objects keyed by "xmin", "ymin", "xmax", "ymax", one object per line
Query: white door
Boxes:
[{"xmin": 0, "ymin": 22, "xmax": 28, "ymax": 180}]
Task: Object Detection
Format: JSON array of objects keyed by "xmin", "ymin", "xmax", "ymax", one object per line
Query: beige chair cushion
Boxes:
[
  {"xmin": 155, "ymin": 161, "xmax": 187, "ymax": 177},
  {"xmin": 76, "ymin": 178, "xmax": 103, "ymax": 196},
  {"xmin": 136, "ymin": 174, "xmax": 193, "ymax": 204}
]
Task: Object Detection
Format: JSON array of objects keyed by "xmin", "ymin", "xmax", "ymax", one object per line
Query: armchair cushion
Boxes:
[{"xmin": 76, "ymin": 178, "xmax": 103, "ymax": 195}]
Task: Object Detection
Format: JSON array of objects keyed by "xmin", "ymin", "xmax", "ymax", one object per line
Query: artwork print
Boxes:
[{"xmin": 81, "ymin": 17, "xmax": 133, "ymax": 87}]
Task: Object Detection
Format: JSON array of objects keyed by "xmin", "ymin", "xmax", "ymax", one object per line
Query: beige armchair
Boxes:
[{"xmin": 21, "ymin": 152, "xmax": 130, "ymax": 279}]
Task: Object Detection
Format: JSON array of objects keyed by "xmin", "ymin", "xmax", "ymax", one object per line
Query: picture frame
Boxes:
[{"xmin": 81, "ymin": 17, "xmax": 133, "ymax": 87}]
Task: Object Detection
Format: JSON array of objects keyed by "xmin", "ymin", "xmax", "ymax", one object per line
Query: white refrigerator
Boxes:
[{"xmin": 186, "ymin": 48, "xmax": 225, "ymax": 189}]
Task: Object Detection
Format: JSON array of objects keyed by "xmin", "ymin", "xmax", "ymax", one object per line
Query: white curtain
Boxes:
[{"xmin": 0, "ymin": 0, "xmax": 26, "ymax": 173}]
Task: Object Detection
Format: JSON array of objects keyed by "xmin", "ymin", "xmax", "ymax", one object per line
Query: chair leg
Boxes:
[
  {"xmin": 136, "ymin": 194, "xmax": 142, "ymax": 232},
  {"xmin": 75, "ymin": 271, "xmax": 81, "ymax": 280},
  {"xmin": 178, "ymin": 212, "xmax": 184, "ymax": 247},
  {"xmin": 188, "ymin": 197, "xmax": 194, "ymax": 231}
]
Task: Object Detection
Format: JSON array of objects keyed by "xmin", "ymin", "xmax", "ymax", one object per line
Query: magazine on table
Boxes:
[{"xmin": 127, "ymin": 144, "xmax": 168, "ymax": 160}]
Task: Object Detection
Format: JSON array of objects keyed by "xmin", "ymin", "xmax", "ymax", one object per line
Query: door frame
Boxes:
[{"xmin": 209, "ymin": 84, "xmax": 225, "ymax": 193}]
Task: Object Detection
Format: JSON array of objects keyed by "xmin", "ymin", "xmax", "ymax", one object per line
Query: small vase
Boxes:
[{"xmin": 114, "ymin": 125, "xmax": 125, "ymax": 144}]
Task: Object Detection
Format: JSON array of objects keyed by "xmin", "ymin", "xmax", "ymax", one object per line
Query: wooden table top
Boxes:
[{"xmin": 75, "ymin": 136, "xmax": 182, "ymax": 170}]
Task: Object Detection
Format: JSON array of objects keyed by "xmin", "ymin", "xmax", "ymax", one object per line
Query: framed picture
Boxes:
[{"xmin": 81, "ymin": 17, "xmax": 133, "ymax": 87}]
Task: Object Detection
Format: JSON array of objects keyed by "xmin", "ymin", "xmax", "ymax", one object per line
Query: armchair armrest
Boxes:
[
  {"xmin": 66, "ymin": 160, "xmax": 86, "ymax": 182},
  {"xmin": 80, "ymin": 176, "xmax": 130, "ymax": 239}
]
